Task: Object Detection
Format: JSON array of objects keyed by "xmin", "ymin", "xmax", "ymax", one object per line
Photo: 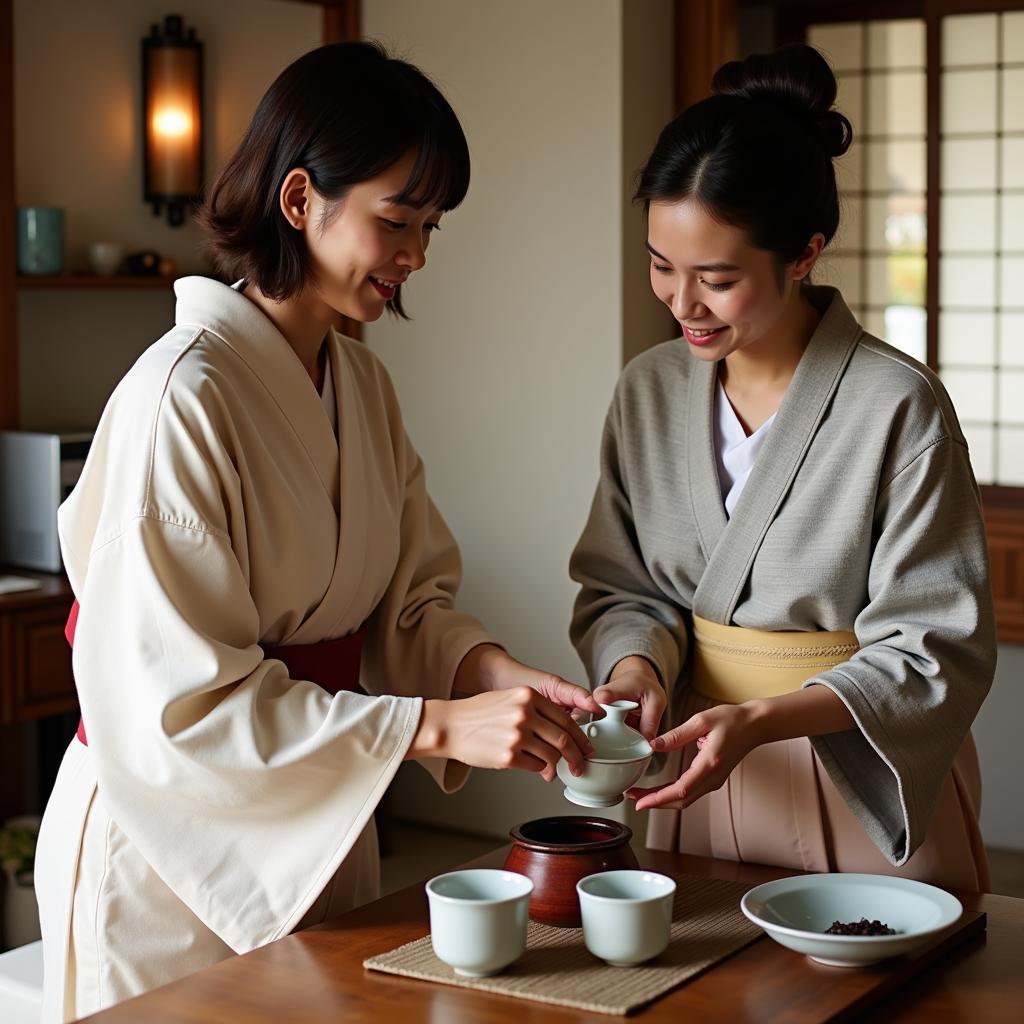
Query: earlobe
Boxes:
[
  {"xmin": 793, "ymin": 232, "xmax": 827, "ymax": 281},
  {"xmin": 279, "ymin": 168, "xmax": 312, "ymax": 230}
]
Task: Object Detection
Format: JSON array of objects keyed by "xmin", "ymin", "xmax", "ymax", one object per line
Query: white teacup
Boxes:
[
  {"xmin": 426, "ymin": 869, "xmax": 533, "ymax": 977},
  {"xmin": 87, "ymin": 242, "xmax": 124, "ymax": 276},
  {"xmin": 577, "ymin": 870, "xmax": 676, "ymax": 966}
]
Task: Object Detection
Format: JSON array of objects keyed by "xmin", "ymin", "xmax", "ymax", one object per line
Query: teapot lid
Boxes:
[{"xmin": 585, "ymin": 702, "xmax": 652, "ymax": 761}]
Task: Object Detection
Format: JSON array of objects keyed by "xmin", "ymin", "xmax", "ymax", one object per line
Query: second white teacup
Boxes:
[
  {"xmin": 577, "ymin": 870, "xmax": 676, "ymax": 966},
  {"xmin": 426, "ymin": 868, "xmax": 533, "ymax": 977},
  {"xmin": 87, "ymin": 242, "xmax": 124, "ymax": 276}
]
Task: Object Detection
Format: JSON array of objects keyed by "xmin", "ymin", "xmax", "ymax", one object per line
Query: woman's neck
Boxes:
[
  {"xmin": 719, "ymin": 287, "xmax": 822, "ymax": 434},
  {"xmin": 242, "ymin": 283, "xmax": 335, "ymax": 390}
]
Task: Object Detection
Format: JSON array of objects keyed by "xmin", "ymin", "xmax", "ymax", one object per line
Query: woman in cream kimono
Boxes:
[
  {"xmin": 570, "ymin": 45, "xmax": 995, "ymax": 891},
  {"xmin": 36, "ymin": 43, "xmax": 599, "ymax": 1022}
]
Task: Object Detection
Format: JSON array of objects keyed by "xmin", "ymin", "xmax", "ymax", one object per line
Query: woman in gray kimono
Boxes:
[{"xmin": 570, "ymin": 44, "xmax": 995, "ymax": 891}]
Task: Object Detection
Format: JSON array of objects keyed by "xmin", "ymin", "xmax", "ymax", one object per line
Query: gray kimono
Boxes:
[{"xmin": 570, "ymin": 285, "xmax": 996, "ymax": 866}]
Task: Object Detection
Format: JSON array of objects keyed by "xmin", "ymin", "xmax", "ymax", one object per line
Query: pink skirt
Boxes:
[{"xmin": 645, "ymin": 688, "xmax": 990, "ymax": 893}]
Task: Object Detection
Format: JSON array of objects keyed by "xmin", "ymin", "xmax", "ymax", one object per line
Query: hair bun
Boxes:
[{"xmin": 711, "ymin": 43, "xmax": 853, "ymax": 158}]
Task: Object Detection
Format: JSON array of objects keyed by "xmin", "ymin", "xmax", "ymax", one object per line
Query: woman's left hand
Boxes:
[{"xmin": 627, "ymin": 702, "xmax": 764, "ymax": 811}]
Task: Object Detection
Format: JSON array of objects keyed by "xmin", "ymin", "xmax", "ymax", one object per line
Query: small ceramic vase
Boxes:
[{"xmin": 16, "ymin": 207, "xmax": 64, "ymax": 275}]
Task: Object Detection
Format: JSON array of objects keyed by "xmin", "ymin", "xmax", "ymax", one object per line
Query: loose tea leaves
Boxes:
[{"xmin": 824, "ymin": 918, "xmax": 897, "ymax": 936}]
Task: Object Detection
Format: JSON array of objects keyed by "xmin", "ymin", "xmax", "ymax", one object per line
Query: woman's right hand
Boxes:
[
  {"xmin": 591, "ymin": 656, "xmax": 666, "ymax": 740},
  {"xmin": 410, "ymin": 687, "xmax": 596, "ymax": 783}
]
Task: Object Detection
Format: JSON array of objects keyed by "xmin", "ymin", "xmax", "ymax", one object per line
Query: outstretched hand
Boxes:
[{"xmin": 627, "ymin": 702, "xmax": 762, "ymax": 811}]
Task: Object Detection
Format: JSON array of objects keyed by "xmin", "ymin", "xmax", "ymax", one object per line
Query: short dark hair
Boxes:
[
  {"xmin": 198, "ymin": 41, "xmax": 470, "ymax": 318},
  {"xmin": 635, "ymin": 44, "xmax": 853, "ymax": 267}
]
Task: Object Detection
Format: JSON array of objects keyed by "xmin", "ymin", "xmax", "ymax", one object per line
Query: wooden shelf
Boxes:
[{"xmin": 17, "ymin": 274, "xmax": 177, "ymax": 290}]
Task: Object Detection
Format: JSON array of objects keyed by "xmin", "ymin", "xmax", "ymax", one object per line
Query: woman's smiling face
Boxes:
[
  {"xmin": 301, "ymin": 148, "xmax": 443, "ymax": 322},
  {"xmin": 647, "ymin": 198, "xmax": 820, "ymax": 361}
]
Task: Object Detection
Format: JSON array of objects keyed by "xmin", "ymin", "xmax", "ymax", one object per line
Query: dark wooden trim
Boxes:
[
  {"xmin": 778, "ymin": 2, "xmax": 924, "ymax": 44},
  {"xmin": 0, "ymin": 0, "xmax": 17, "ymax": 430},
  {"xmin": 928, "ymin": 0, "xmax": 1024, "ymax": 11},
  {"xmin": 321, "ymin": 0, "xmax": 359, "ymax": 45},
  {"xmin": 981, "ymin": 485, "xmax": 1024, "ymax": 509},
  {"xmin": 17, "ymin": 274, "xmax": 176, "ymax": 290},
  {"xmin": 674, "ymin": 0, "xmax": 739, "ymax": 113},
  {"xmin": 982, "ymin": 500, "xmax": 1024, "ymax": 643},
  {"xmin": 926, "ymin": 7, "xmax": 941, "ymax": 370},
  {"xmin": 780, "ymin": 0, "xmax": 1024, "ymax": 42},
  {"xmin": 981, "ymin": 487, "xmax": 1024, "ymax": 643}
]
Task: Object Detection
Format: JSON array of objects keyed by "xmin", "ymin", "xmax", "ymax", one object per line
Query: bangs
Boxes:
[
  {"xmin": 382, "ymin": 63, "xmax": 470, "ymax": 212},
  {"xmin": 387, "ymin": 120, "xmax": 470, "ymax": 212}
]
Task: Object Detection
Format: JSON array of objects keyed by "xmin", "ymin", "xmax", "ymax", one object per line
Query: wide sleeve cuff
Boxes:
[{"xmin": 803, "ymin": 675, "xmax": 915, "ymax": 865}]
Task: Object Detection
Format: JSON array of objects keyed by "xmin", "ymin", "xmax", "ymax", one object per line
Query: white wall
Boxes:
[
  {"xmin": 622, "ymin": 1, "xmax": 676, "ymax": 362},
  {"xmin": 14, "ymin": 0, "xmax": 322, "ymax": 429},
  {"xmin": 363, "ymin": 0, "xmax": 673, "ymax": 837}
]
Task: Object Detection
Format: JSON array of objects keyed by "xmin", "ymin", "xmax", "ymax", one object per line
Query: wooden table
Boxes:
[{"xmin": 78, "ymin": 847, "xmax": 1023, "ymax": 1023}]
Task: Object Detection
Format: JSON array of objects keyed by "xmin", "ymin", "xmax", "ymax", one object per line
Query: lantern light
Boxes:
[{"xmin": 142, "ymin": 15, "xmax": 203, "ymax": 227}]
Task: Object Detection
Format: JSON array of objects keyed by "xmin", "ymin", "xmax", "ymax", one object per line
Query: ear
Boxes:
[
  {"xmin": 279, "ymin": 168, "xmax": 313, "ymax": 230},
  {"xmin": 791, "ymin": 232, "xmax": 826, "ymax": 282}
]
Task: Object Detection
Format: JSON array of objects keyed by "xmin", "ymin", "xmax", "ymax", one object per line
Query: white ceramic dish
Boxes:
[{"xmin": 740, "ymin": 873, "xmax": 963, "ymax": 967}]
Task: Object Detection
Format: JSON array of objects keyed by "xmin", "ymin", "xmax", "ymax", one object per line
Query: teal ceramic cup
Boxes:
[
  {"xmin": 17, "ymin": 207, "xmax": 64, "ymax": 275},
  {"xmin": 426, "ymin": 869, "xmax": 534, "ymax": 977},
  {"xmin": 577, "ymin": 870, "xmax": 676, "ymax": 966}
]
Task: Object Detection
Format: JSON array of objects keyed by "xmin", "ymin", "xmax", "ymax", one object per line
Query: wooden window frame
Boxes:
[{"xmin": 780, "ymin": 0, "xmax": 1024, "ymax": 640}]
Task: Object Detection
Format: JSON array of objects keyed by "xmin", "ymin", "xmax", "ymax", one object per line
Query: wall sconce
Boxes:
[{"xmin": 142, "ymin": 15, "xmax": 203, "ymax": 227}]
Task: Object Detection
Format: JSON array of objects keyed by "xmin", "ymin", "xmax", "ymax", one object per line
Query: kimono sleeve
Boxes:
[
  {"xmin": 72, "ymin": 513, "xmax": 422, "ymax": 954},
  {"xmin": 804, "ymin": 435, "xmax": 996, "ymax": 865},
  {"xmin": 569, "ymin": 390, "xmax": 688, "ymax": 692},
  {"xmin": 359, "ymin": 429, "xmax": 496, "ymax": 794}
]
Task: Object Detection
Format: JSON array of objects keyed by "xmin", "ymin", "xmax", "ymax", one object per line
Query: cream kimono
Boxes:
[
  {"xmin": 570, "ymin": 286, "xmax": 996, "ymax": 890},
  {"xmin": 35, "ymin": 277, "xmax": 493, "ymax": 1021}
]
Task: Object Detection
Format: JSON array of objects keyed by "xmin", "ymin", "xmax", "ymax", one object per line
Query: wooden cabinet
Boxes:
[
  {"xmin": 984, "ymin": 493, "xmax": 1024, "ymax": 645},
  {"xmin": 0, "ymin": 570, "xmax": 76, "ymax": 725}
]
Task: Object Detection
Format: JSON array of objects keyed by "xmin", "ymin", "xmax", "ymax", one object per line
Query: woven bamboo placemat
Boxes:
[{"xmin": 363, "ymin": 873, "xmax": 762, "ymax": 1015}]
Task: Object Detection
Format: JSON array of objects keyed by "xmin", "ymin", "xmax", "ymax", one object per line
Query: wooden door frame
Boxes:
[{"xmin": 674, "ymin": 0, "xmax": 739, "ymax": 112}]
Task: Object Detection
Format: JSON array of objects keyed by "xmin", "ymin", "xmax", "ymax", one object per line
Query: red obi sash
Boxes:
[{"xmin": 65, "ymin": 599, "xmax": 365, "ymax": 746}]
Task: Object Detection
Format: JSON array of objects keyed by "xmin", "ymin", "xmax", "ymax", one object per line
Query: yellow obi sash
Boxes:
[{"xmin": 692, "ymin": 614, "xmax": 859, "ymax": 704}]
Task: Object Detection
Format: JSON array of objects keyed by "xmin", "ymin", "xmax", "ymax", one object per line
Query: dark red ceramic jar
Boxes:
[{"xmin": 503, "ymin": 816, "xmax": 639, "ymax": 927}]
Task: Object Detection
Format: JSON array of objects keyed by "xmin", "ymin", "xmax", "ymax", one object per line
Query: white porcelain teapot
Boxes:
[
  {"xmin": 556, "ymin": 701, "xmax": 653, "ymax": 808},
  {"xmin": 583, "ymin": 700, "xmax": 652, "ymax": 759}
]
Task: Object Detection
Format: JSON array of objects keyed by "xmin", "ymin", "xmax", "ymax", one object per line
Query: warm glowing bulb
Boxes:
[{"xmin": 153, "ymin": 109, "xmax": 191, "ymax": 137}]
